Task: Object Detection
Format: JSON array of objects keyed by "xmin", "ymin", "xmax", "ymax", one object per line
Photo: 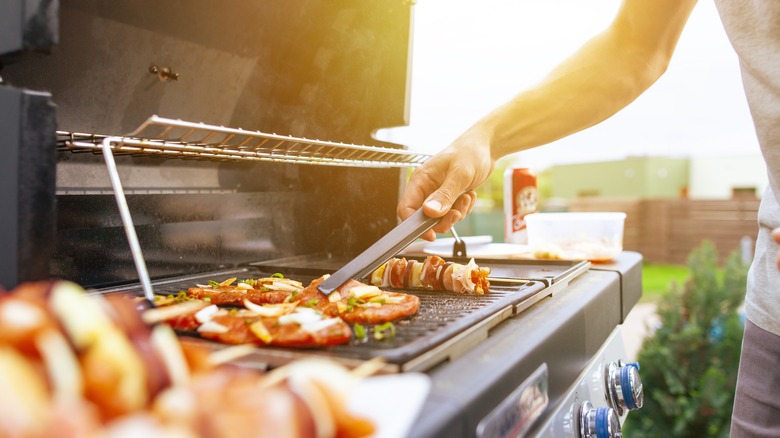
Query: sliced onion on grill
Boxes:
[
  {"xmin": 263, "ymin": 281, "xmax": 302, "ymax": 292},
  {"xmin": 381, "ymin": 294, "xmax": 407, "ymax": 304},
  {"xmin": 349, "ymin": 285, "xmax": 381, "ymax": 299},
  {"xmin": 249, "ymin": 320, "xmax": 273, "ymax": 344},
  {"xmin": 194, "ymin": 304, "xmax": 220, "ymax": 324},
  {"xmin": 279, "ymin": 308, "xmax": 323, "ymax": 326},
  {"xmin": 197, "ymin": 321, "xmax": 229, "ymax": 334},
  {"xmin": 256, "ymin": 277, "xmax": 303, "ymax": 288},
  {"xmin": 301, "ymin": 317, "xmax": 342, "ymax": 334},
  {"xmin": 243, "ymin": 299, "xmax": 297, "ymax": 317},
  {"xmin": 219, "ymin": 278, "xmax": 237, "ymax": 287},
  {"xmin": 142, "ymin": 300, "xmax": 210, "ymax": 325}
]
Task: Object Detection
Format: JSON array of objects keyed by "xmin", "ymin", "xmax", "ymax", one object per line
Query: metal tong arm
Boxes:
[
  {"xmin": 317, "ymin": 208, "xmax": 441, "ymax": 295},
  {"xmin": 451, "ymin": 227, "xmax": 467, "ymax": 258}
]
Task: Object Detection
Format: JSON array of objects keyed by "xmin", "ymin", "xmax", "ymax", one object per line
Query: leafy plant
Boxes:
[{"xmin": 622, "ymin": 241, "xmax": 747, "ymax": 437}]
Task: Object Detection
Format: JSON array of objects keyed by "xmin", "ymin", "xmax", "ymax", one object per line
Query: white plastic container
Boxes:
[{"xmin": 525, "ymin": 212, "xmax": 626, "ymax": 262}]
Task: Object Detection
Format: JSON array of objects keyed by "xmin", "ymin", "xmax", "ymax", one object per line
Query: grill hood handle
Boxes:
[{"xmin": 317, "ymin": 207, "xmax": 442, "ymax": 295}]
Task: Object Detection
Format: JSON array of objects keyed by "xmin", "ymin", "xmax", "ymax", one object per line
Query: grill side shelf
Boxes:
[{"xmin": 58, "ymin": 115, "xmax": 431, "ymax": 168}]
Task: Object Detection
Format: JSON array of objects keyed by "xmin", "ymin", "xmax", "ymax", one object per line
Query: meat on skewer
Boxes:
[{"xmin": 370, "ymin": 256, "xmax": 491, "ymax": 295}]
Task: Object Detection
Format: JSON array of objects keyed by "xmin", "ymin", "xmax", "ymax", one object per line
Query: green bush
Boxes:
[{"xmin": 622, "ymin": 241, "xmax": 747, "ymax": 437}]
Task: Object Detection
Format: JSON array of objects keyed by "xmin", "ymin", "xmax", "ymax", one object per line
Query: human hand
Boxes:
[
  {"xmin": 772, "ymin": 228, "xmax": 780, "ymax": 271},
  {"xmin": 397, "ymin": 129, "xmax": 495, "ymax": 241}
]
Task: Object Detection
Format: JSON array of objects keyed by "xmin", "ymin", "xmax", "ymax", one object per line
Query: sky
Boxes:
[{"xmin": 376, "ymin": 0, "xmax": 760, "ymax": 171}]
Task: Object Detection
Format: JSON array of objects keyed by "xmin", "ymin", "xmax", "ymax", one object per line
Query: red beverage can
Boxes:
[{"xmin": 504, "ymin": 167, "xmax": 538, "ymax": 244}]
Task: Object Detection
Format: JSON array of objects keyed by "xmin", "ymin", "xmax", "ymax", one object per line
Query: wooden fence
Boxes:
[{"xmin": 567, "ymin": 198, "xmax": 760, "ymax": 265}]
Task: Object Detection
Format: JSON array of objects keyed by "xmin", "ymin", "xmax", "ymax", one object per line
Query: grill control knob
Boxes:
[
  {"xmin": 579, "ymin": 401, "xmax": 622, "ymax": 438},
  {"xmin": 605, "ymin": 361, "xmax": 643, "ymax": 415}
]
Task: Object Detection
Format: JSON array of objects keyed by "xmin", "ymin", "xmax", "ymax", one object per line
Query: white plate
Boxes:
[
  {"xmin": 402, "ymin": 235, "xmax": 493, "ymax": 255},
  {"xmin": 401, "ymin": 236, "xmax": 493, "ymax": 256},
  {"xmin": 348, "ymin": 373, "xmax": 432, "ymax": 438},
  {"xmin": 423, "ymin": 242, "xmax": 530, "ymax": 258},
  {"xmin": 426, "ymin": 235, "xmax": 493, "ymax": 249}
]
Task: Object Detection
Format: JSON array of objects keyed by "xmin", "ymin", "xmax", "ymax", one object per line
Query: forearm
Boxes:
[
  {"xmin": 397, "ymin": 0, "xmax": 697, "ymax": 227},
  {"xmin": 479, "ymin": 33, "xmax": 664, "ymax": 159},
  {"xmin": 470, "ymin": 0, "xmax": 697, "ymax": 160}
]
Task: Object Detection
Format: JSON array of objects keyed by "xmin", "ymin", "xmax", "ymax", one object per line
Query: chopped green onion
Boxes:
[
  {"xmin": 354, "ymin": 323, "xmax": 366, "ymax": 340},
  {"xmin": 346, "ymin": 297, "xmax": 361, "ymax": 313},
  {"xmin": 174, "ymin": 290, "xmax": 190, "ymax": 302},
  {"xmin": 271, "ymin": 273, "xmax": 285, "ymax": 278},
  {"xmin": 369, "ymin": 297, "xmax": 386, "ymax": 304},
  {"xmin": 304, "ymin": 299, "xmax": 319, "ymax": 308},
  {"xmin": 203, "ymin": 297, "xmax": 211, "ymax": 302},
  {"xmin": 208, "ymin": 280, "xmax": 220, "ymax": 288},
  {"xmin": 374, "ymin": 322, "xmax": 396, "ymax": 340}
]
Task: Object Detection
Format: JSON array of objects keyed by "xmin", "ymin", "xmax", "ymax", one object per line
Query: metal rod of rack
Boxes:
[
  {"xmin": 60, "ymin": 115, "xmax": 431, "ymax": 168},
  {"xmin": 100, "ymin": 137, "xmax": 155, "ymax": 302}
]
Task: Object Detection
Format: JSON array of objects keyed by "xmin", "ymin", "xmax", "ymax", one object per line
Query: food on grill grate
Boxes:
[
  {"xmin": 370, "ymin": 256, "xmax": 491, "ymax": 295},
  {"xmin": 305, "ymin": 276, "xmax": 420, "ymax": 324},
  {"xmin": 158, "ymin": 301, "xmax": 354, "ymax": 348},
  {"xmin": 0, "ymin": 281, "xmax": 375, "ymax": 438},
  {"xmin": 187, "ymin": 276, "xmax": 304, "ymax": 306},
  {"xmin": 181, "ymin": 274, "xmax": 420, "ymax": 326},
  {"xmin": 153, "ymin": 273, "xmax": 421, "ymax": 348}
]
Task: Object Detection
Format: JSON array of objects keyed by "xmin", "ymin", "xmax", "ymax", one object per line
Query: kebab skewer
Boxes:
[
  {"xmin": 0, "ymin": 280, "xmax": 377, "ymax": 438},
  {"xmin": 369, "ymin": 255, "xmax": 491, "ymax": 295}
]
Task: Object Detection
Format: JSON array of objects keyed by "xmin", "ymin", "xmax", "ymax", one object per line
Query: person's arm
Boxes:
[{"xmin": 399, "ymin": 0, "xmax": 698, "ymax": 241}]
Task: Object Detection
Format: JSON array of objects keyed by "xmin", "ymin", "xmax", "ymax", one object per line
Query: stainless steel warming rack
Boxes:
[
  {"xmin": 58, "ymin": 115, "xmax": 432, "ymax": 168},
  {"xmin": 56, "ymin": 115, "xmax": 432, "ymax": 302}
]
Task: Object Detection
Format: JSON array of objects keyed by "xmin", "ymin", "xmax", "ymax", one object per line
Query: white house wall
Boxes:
[{"xmin": 689, "ymin": 154, "xmax": 767, "ymax": 199}]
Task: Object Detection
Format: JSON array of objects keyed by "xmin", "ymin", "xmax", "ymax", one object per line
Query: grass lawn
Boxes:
[{"xmin": 641, "ymin": 263, "xmax": 690, "ymax": 303}]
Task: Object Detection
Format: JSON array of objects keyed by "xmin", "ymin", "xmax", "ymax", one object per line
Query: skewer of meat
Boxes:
[
  {"xmin": 0, "ymin": 280, "xmax": 377, "ymax": 438},
  {"xmin": 0, "ymin": 281, "xmax": 191, "ymax": 421},
  {"xmin": 370, "ymin": 255, "xmax": 491, "ymax": 295}
]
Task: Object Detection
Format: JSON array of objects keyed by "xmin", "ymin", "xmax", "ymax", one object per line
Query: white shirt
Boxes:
[{"xmin": 715, "ymin": 0, "xmax": 780, "ymax": 336}]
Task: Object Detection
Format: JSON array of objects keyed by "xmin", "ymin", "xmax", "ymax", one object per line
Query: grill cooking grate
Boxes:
[{"xmin": 99, "ymin": 266, "xmax": 549, "ymax": 373}]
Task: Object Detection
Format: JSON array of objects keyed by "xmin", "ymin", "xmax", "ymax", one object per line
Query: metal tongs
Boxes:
[
  {"xmin": 317, "ymin": 207, "xmax": 442, "ymax": 295},
  {"xmin": 450, "ymin": 227, "xmax": 467, "ymax": 258}
]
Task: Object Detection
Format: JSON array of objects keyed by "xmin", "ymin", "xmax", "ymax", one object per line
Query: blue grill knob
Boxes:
[
  {"xmin": 606, "ymin": 360, "xmax": 644, "ymax": 416},
  {"xmin": 580, "ymin": 401, "xmax": 622, "ymax": 438}
]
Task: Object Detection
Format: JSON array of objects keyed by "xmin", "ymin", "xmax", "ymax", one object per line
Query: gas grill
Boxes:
[{"xmin": 1, "ymin": 1, "xmax": 645, "ymax": 436}]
